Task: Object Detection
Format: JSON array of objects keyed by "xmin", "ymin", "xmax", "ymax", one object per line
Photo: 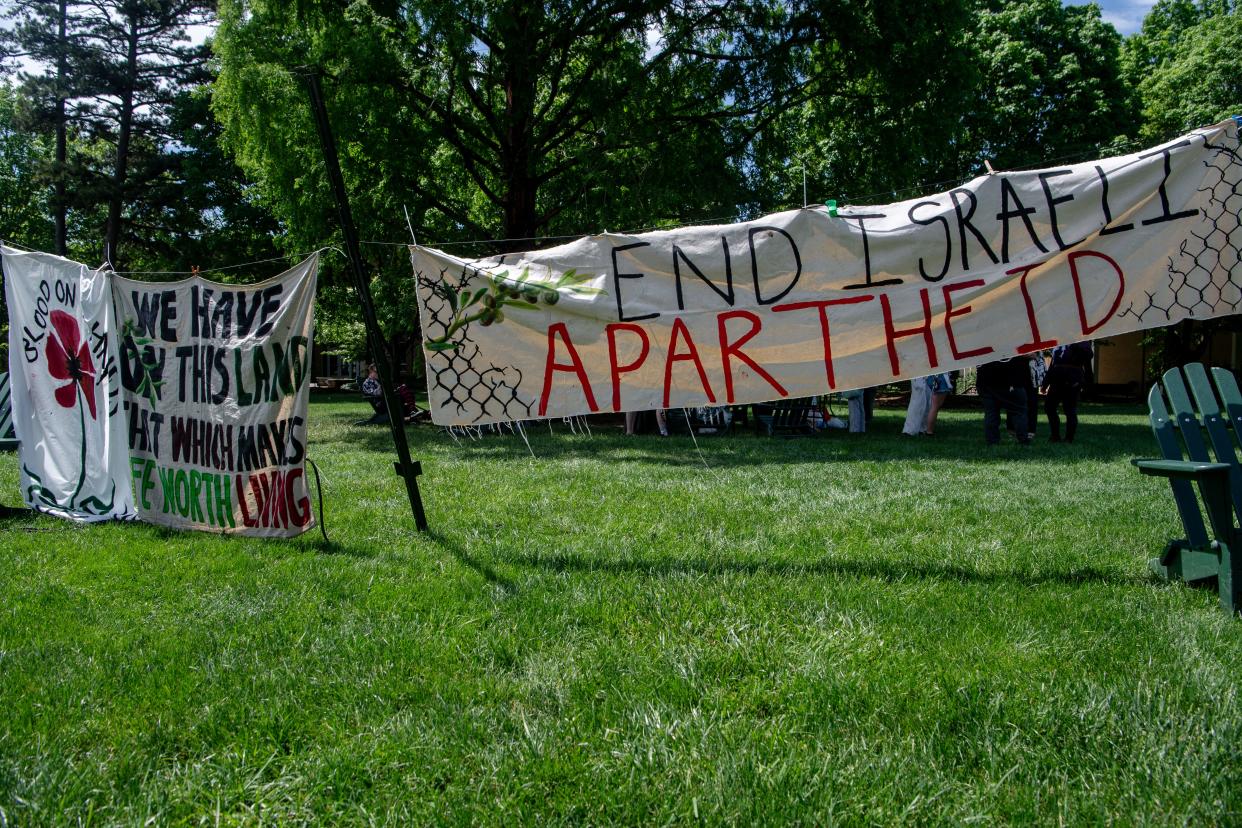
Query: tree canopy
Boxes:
[{"xmin": 2, "ymin": 0, "xmax": 1240, "ymax": 365}]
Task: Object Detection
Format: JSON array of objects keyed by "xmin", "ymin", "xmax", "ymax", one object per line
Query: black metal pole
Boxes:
[{"xmin": 304, "ymin": 70, "xmax": 428, "ymax": 532}]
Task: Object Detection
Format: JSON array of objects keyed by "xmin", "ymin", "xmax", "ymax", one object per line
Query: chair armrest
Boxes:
[{"xmin": 1132, "ymin": 458, "xmax": 1231, "ymax": 480}]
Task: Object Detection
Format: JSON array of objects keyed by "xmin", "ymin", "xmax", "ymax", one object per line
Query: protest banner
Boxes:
[
  {"xmin": 2, "ymin": 247, "xmax": 135, "ymax": 520},
  {"xmin": 113, "ymin": 255, "xmax": 318, "ymax": 537},
  {"xmin": 411, "ymin": 120, "xmax": 1242, "ymax": 427}
]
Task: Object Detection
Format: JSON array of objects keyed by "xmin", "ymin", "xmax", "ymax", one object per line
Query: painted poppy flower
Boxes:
[{"xmin": 46, "ymin": 309, "xmax": 97, "ymax": 420}]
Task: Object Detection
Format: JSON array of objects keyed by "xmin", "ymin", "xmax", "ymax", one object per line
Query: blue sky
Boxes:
[{"xmin": 1066, "ymin": 1, "xmax": 1159, "ymax": 34}]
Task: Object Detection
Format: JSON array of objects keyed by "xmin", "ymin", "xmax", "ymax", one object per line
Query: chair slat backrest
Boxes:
[
  {"xmin": 1185, "ymin": 363, "xmax": 1242, "ymax": 525},
  {"xmin": 1214, "ymin": 366, "xmax": 1242, "ymax": 524},
  {"xmin": 1149, "ymin": 382, "xmax": 1211, "ymax": 548},
  {"xmin": 1162, "ymin": 367, "xmax": 1214, "ymax": 462},
  {"xmin": 1212, "ymin": 366, "xmax": 1242, "ymax": 443}
]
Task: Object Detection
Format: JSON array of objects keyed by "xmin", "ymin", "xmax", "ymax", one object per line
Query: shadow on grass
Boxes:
[
  {"xmin": 341, "ymin": 418, "xmax": 1159, "ymax": 468},
  {"xmin": 429, "ymin": 529, "xmax": 517, "ymax": 594},
  {"xmin": 496, "ymin": 548, "xmax": 1141, "ymax": 589},
  {"xmin": 139, "ymin": 521, "xmax": 379, "ymax": 559},
  {"xmin": 309, "ymin": 538, "xmax": 375, "ymax": 559},
  {"xmin": 0, "ymin": 503, "xmax": 68, "ymax": 531}
]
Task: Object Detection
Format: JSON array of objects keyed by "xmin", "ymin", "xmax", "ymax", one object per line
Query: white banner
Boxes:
[
  {"xmin": 113, "ymin": 255, "xmax": 318, "ymax": 537},
  {"xmin": 2, "ymin": 247, "xmax": 135, "ymax": 520},
  {"xmin": 412, "ymin": 119, "xmax": 1242, "ymax": 426}
]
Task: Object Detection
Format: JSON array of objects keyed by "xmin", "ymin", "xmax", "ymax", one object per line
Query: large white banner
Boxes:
[
  {"xmin": 113, "ymin": 255, "xmax": 318, "ymax": 537},
  {"xmin": 2, "ymin": 247, "xmax": 135, "ymax": 520},
  {"xmin": 412, "ymin": 119, "xmax": 1242, "ymax": 426}
]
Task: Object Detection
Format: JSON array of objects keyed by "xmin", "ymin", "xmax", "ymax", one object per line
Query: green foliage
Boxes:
[
  {"xmin": 0, "ymin": 0, "xmax": 287, "ymax": 274},
  {"xmin": 1134, "ymin": 8, "xmax": 1242, "ymax": 140},
  {"xmin": 0, "ymin": 81, "xmax": 55, "ymax": 364},
  {"xmin": 210, "ymin": 0, "xmax": 809, "ymax": 364},
  {"xmin": 0, "ymin": 82, "xmax": 54, "ymax": 250},
  {"xmin": 751, "ymin": 0, "xmax": 1135, "ymax": 211},
  {"xmin": 0, "ymin": 0, "xmax": 1237, "ymax": 374},
  {"xmin": 963, "ymin": 0, "xmax": 1136, "ymax": 169},
  {"xmin": 751, "ymin": 0, "xmax": 980, "ymax": 207}
]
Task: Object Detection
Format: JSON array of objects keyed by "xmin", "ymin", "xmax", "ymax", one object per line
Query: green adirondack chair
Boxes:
[{"xmin": 1132, "ymin": 363, "xmax": 1242, "ymax": 615}]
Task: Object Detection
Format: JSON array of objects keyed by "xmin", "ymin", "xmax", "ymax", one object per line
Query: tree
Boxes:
[
  {"xmin": 212, "ymin": 0, "xmax": 851, "ymax": 366},
  {"xmin": 960, "ymin": 0, "xmax": 1135, "ymax": 171},
  {"xmin": 70, "ymin": 0, "xmax": 214, "ymax": 268},
  {"xmin": 747, "ymin": 0, "xmax": 980, "ymax": 210},
  {"xmin": 1131, "ymin": 4, "xmax": 1242, "ymax": 140},
  {"xmin": 1125, "ymin": 2, "xmax": 1242, "ymax": 372},
  {"xmin": 1, "ymin": 0, "xmax": 88, "ymax": 254},
  {"xmin": 0, "ymin": 81, "xmax": 56, "ymax": 365},
  {"xmin": 0, "ymin": 82, "xmax": 54, "ymax": 249},
  {"xmin": 212, "ymin": 0, "xmax": 842, "ymax": 252},
  {"xmin": 1, "ymin": 0, "xmax": 228, "ymax": 269},
  {"xmin": 750, "ymin": 0, "xmax": 1134, "ymax": 215}
]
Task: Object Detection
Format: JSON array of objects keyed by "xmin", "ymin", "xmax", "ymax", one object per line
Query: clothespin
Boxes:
[
  {"xmin": 984, "ymin": 159, "xmax": 996, "ymax": 174},
  {"xmin": 826, "ymin": 199, "xmax": 838, "ymax": 218},
  {"xmin": 191, "ymin": 265, "xmax": 200, "ymax": 276}
]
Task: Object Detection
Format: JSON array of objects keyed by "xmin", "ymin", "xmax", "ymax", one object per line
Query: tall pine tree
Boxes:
[{"xmin": 1, "ymin": 0, "xmax": 86, "ymax": 254}]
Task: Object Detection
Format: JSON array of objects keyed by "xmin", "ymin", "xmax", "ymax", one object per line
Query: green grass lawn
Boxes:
[{"xmin": 1, "ymin": 396, "xmax": 1240, "ymax": 825}]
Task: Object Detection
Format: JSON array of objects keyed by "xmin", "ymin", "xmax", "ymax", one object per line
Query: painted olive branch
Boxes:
[{"xmin": 425, "ymin": 267, "xmax": 605, "ymax": 352}]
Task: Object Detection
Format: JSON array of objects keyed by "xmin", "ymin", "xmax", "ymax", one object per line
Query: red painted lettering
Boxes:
[
  {"xmin": 881, "ymin": 288, "xmax": 937, "ymax": 376},
  {"xmin": 1011, "ymin": 263, "xmax": 1058, "ymax": 354},
  {"xmin": 538, "ymin": 322, "xmax": 599, "ymax": 416},
  {"xmin": 772, "ymin": 296, "xmax": 874, "ymax": 388},
  {"xmin": 236, "ymin": 475, "xmax": 258, "ymax": 528},
  {"xmin": 717, "ymin": 310, "xmax": 787, "ymax": 403},
  {"xmin": 285, "ymin": 468, "xmax": 311, "ymax": 528},
  {"xmin": 942, "ymin": 279, "xmax": 994, "ymax": 360},
  {"xmin": 605, "ymin": 323, "xmax": 651, "ymax": 412},
  {"xmin": 663, "ymin": 317, "xmax": 716, "ymax": 408},
  {"xmin": 1069, "ymin": 250, "xmax": 1125, "ymax": 335}
]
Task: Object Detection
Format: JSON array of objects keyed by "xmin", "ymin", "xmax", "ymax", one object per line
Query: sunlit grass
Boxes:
[{"xmin": 1, "ymin": 395, "xmax": 1239, "ymax": 825}]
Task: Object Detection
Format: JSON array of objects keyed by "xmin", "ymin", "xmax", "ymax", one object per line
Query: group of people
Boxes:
[
  {"xmin": 901, "ymin": 342, "xmax": 1094, "ymax": 444},
  {"xmin": 900, "ymin": 372, "xmax": 954, "ymax": 437}
]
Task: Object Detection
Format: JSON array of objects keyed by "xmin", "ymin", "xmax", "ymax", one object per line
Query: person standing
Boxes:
[
  {"xmin": 977, "ymin": 358, "xmax": 1030, "ymax": 445},
  {"xmin": 924, "ymin": 373, "xmax": 953, "ymax": 436},
  {"xmin": 625, "ymin": 409, "xmax": 668, "ymax": 437},
  {"xmin": 901, "ymin": 376, "xmax": 932, "ymax": 436},
  {"xmin": 1018, "ymin": 354, "xmax": 1043, "ymax": 442},
  {"xmin": 844, "ymin": 388, "xmax": 867, "ymax": 433},
  {"xmin": 1041, "ymin": 341, "xmax": 1093, "ymax": 443}
]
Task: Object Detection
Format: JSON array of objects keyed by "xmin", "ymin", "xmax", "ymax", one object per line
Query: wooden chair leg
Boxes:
[
  {"xmin": 1151, "ymin": 538, "xmax": 1192, "ymax": 580},
  {"xmin": 1221, "ymin": 541, "xmax": 1240, "ymax": 615}
]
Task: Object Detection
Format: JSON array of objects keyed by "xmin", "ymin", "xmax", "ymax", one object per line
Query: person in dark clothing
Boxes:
[
  {"xmin": 359, "ymin": 364, "xmax": 389, "ymax": 425},
  {"xmin": 1019, "ymin": 354, "xmax": 1043, "ymax": 441},
  {"xmin": 977, "ymin": 358, "xmax": 1030, "ymax": 445},
  {"xmin": 1041, "ymin": 341, "xmax": 1093, "ymax": 443}
]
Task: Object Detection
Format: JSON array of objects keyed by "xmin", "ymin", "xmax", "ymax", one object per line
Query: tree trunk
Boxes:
[
  {"xmin": 53, "ymin": 0, "xmax": 67, "ymax": 255},
  {"xmin": 499, "ymin": 0, "xmax": 539, "ymax": 251},
  {"xmin": 104, "ymin": 12, "xmax": 139, "ymax": 268}
]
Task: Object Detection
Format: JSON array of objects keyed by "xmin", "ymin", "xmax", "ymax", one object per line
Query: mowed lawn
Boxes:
[{"xmin": 1, "ymin": 395, "xmax": 1240, "ymax": 826}]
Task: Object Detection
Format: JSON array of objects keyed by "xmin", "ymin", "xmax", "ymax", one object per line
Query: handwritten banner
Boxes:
[
  {"xmin": 412, "ymin": 119, "xmax": 1242, "ymax": 426},
  {"xmin": 113, "ymin": 255, "xmax": 318, "ymax": 537},
  {"xmin": 2, "ymin": 247, "xmax": 135, "ymax": 520}
]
